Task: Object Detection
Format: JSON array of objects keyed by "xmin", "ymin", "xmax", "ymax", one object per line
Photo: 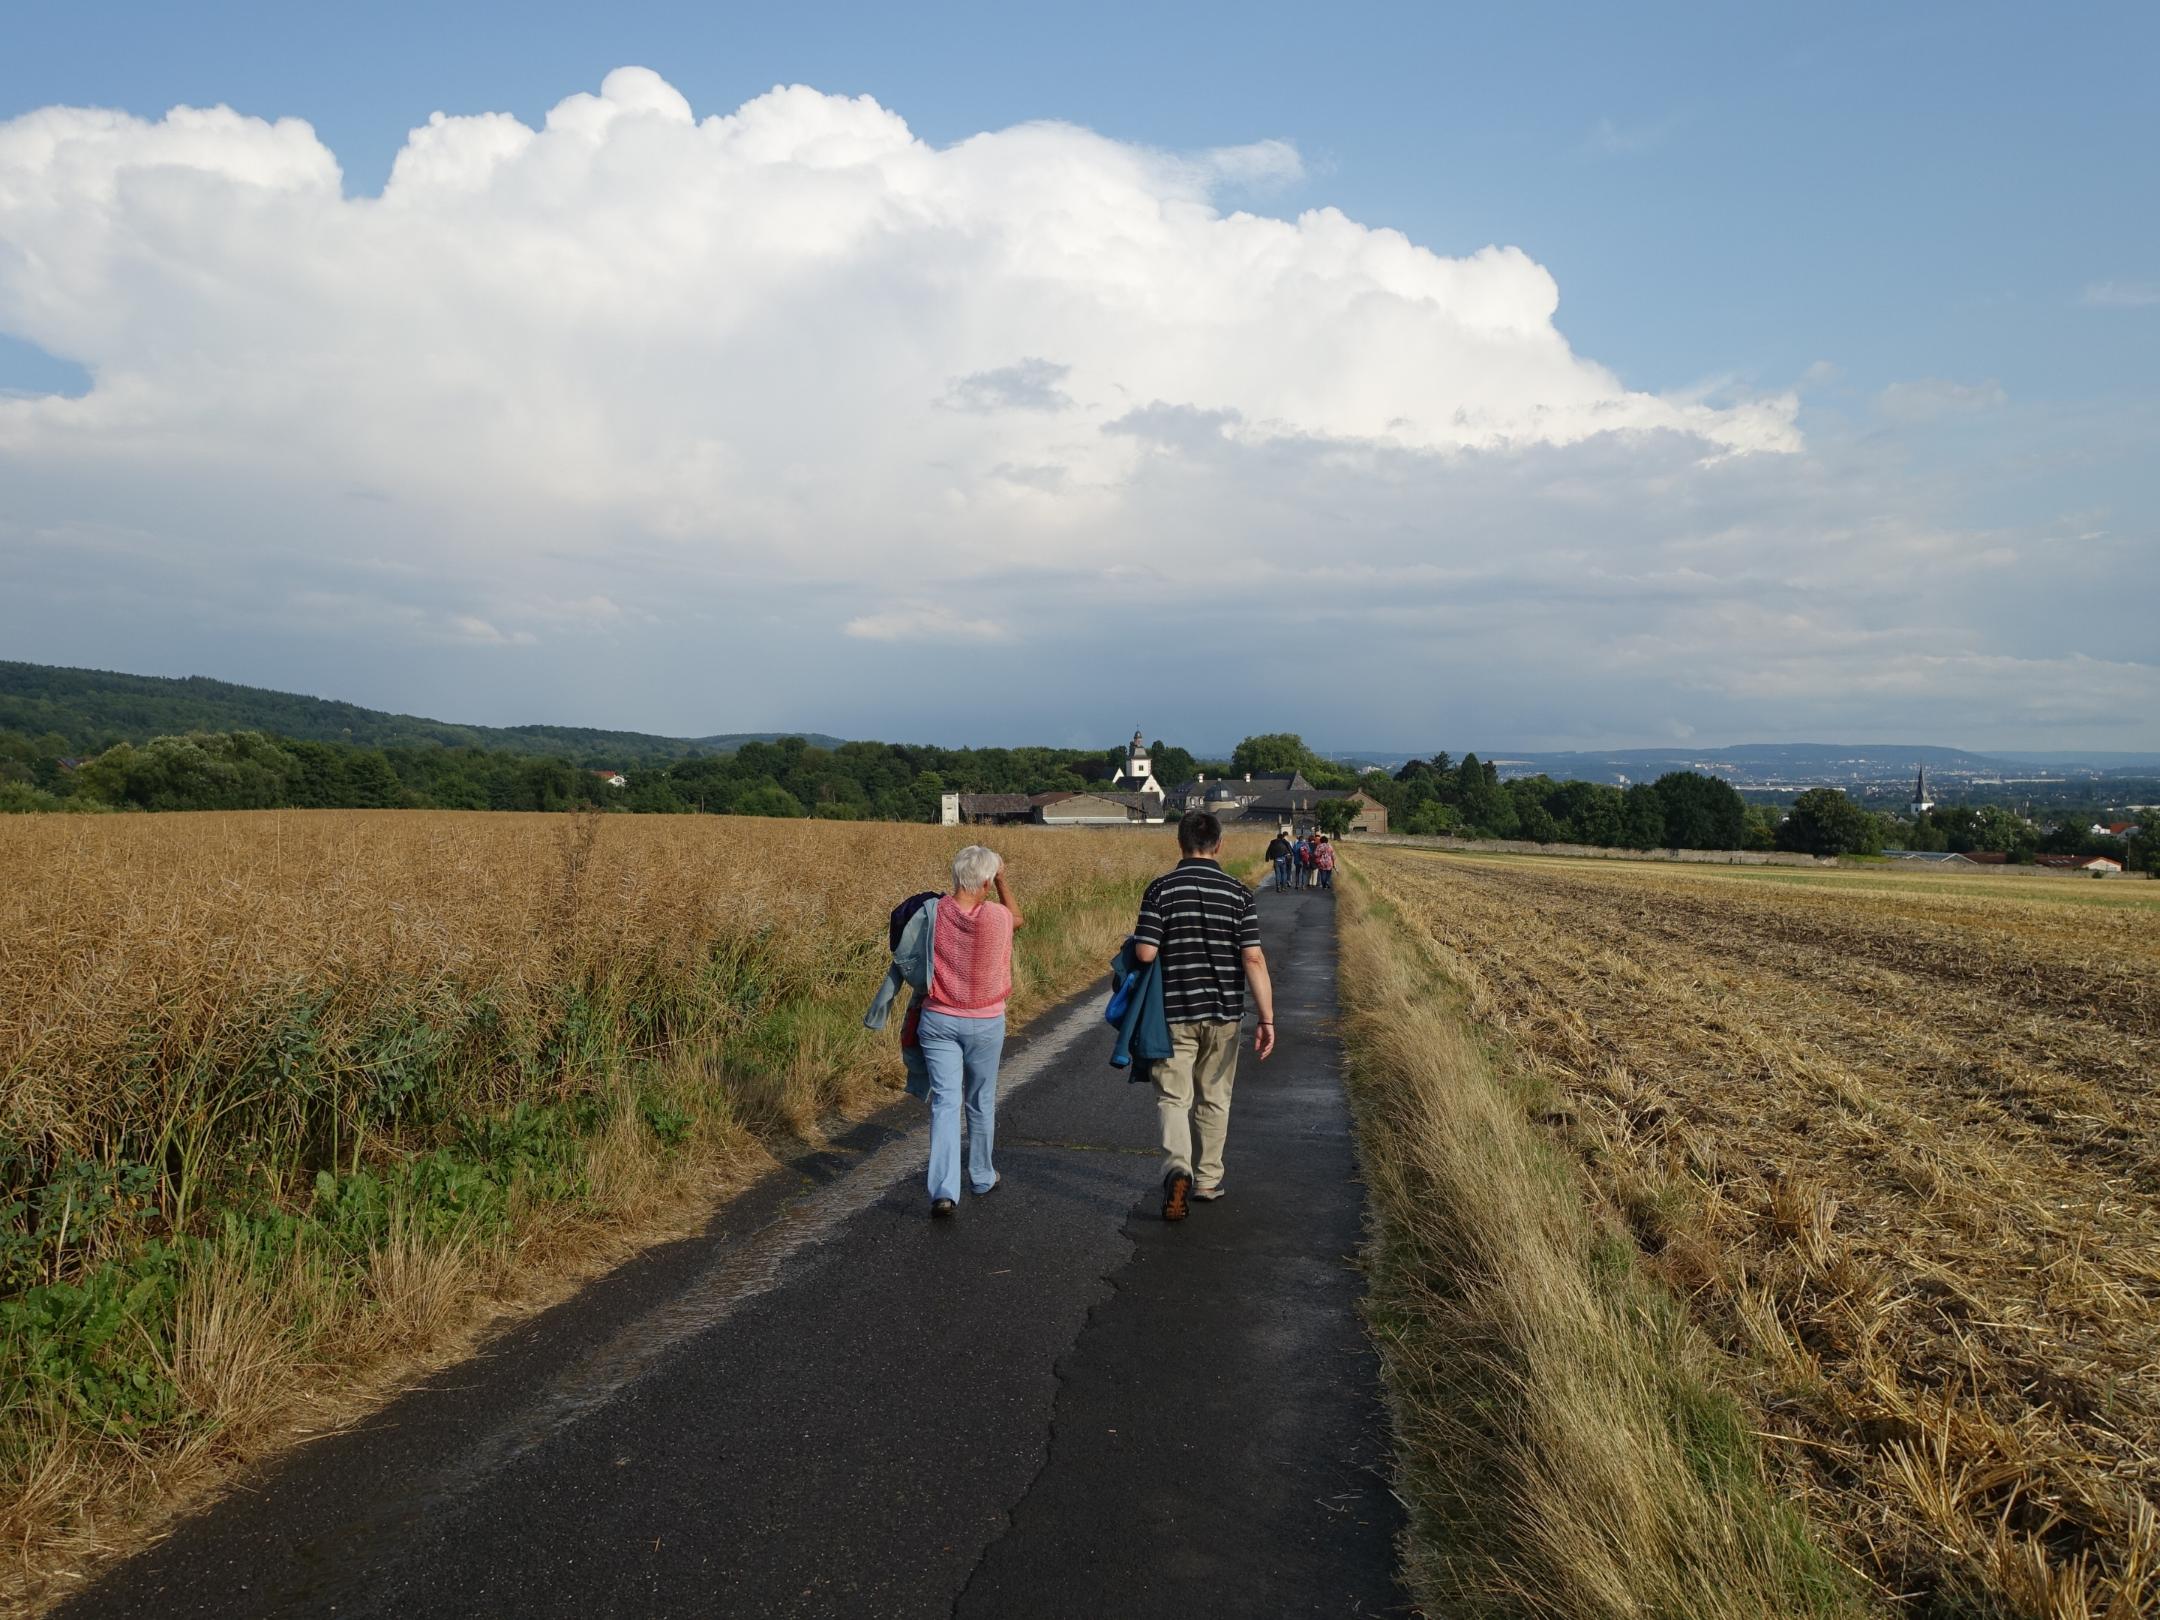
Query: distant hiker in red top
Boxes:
[{"xmin": 920, "ymin": 845, "xmax": 1023, "ymax": 1218}]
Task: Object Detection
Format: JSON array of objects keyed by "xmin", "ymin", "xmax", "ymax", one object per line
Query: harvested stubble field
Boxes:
[
  {"xmin": 1357, "ymin": 846, "xmax": 2160, "ymax": 1617},
  {"xmin": 0, "ymin": 810, "xmax": 1246, "ymax": 1607}
]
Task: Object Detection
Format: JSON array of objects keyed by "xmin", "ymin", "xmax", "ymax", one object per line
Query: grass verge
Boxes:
[{"xmin": 1333, "ymin": 864, "xmax": 1872, "ymax": 1618}]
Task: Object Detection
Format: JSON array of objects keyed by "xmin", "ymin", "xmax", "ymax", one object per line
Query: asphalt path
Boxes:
[{"xmin": 61, "ymin": 883, "xmax": 1402, "ymax": 1618}]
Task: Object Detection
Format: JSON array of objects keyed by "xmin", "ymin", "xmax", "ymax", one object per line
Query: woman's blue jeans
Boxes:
[{"xmin": 917, "ymin": 1008, "xmax": 1006, "ymax": 1201}]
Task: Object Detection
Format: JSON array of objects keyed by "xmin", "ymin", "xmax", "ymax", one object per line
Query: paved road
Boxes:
[{"xmin": 63, "ymin": 887, "xmax": 1402, "ymax": 1619}]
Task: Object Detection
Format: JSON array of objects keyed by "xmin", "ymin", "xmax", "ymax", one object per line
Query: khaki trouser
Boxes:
[{"xmin": 1154, "ymin": 1019, "xmax": 1241, "ymax": 1187}]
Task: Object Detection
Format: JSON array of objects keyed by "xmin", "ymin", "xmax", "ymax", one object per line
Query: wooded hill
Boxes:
[{"xmin": 0, "ymin": 660, "xmax": 845, "ymax": 765}]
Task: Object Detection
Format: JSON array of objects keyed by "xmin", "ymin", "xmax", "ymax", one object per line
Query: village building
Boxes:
[
  {"xmin": 941, "ymin": 792, "xmax": 1033, "ymax": 826},
  {"xmin": 1247, "ymin": 785, "xmax": 1390, "ymax": 834},
  {"xmin": 2035, "ymin": 853, "xmax": 2125, "ymax": 874},
  {"xmin": 1156, "ymin": 769, "xmax": 1391, "ymax": 834},
  {"xmin": 591, "ymin": 770, "xmax": 627, "ymax": 789},
  {"xmin": 1035, "ymin": 792, "xmax": 1147, "ymax": 827},
  {"xmin": 1088, "ymin": 790, "xmax": 1167, "ymax": 823},
  {"xmin": 940, "ymin": 787, "xmax": 1164, "ymax": 827},
  {"xmin": 1108, "ymin": 732, "xmax": 1164, "ymax": 797},
  {"xmin": 1167, "ymin": 770, "xmax": 1311, "ymax": 816}
]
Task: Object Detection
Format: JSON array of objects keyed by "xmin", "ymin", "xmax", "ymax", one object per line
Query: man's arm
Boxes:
[
  {"xmin": 1130, "ymin": 876, "xmax": 1164, "ymax": 963},
  {"xmin": 1243, "ymin": 945, "xmax": 1275, "ymax": 1060}
]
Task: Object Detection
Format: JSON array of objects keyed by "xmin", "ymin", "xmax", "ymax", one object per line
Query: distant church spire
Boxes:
[
  {"xmin": 1910, "ymin": 766, "xmax": 1934, "ymax": 816},
  {"xmin": 1114, "ymin": 730, "xmax": 1158, "ymax": 796}
]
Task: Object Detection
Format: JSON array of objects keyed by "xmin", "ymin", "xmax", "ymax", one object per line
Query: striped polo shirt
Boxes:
[{"xmin": 1133, "ymin": 858, "xmax": 1262, "ymax": 1023}]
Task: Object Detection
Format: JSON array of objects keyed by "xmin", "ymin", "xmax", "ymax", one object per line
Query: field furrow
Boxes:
[{"xmin": 1357, "ymin": 847, "xmax": 2160, "ymax": 1618}]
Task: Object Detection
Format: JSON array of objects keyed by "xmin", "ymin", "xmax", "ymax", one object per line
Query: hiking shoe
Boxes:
[
  {"xmin": 931, "ymin": 1198, "xmax": 957, "ymax": 1219},
  {"xmin": 1192, "ymin": 1182, "xmax": 1226, "ymax": 1202},
  {"xmin": 1162, "ymin": 1171, "xmax": 1191, "ymax": 1222}
]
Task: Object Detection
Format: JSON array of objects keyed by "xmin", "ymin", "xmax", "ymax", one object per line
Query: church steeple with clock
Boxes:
[{"xmin": 1111, "ymin": 730, "xmax": 1161, "ymax": 797}]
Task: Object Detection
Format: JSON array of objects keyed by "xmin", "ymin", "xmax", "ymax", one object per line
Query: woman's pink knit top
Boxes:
[{"xmin": 926, "ymin": 897, "xmax": 1014, "ymax": 1018}]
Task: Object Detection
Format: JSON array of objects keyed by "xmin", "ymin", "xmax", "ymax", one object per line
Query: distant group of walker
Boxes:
[{"xmin": 1264, "ymin": 828, "xmax": 1335, "ymax": 893}]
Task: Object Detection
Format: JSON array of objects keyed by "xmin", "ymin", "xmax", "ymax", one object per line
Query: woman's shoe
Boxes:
[{"xmin": 931, "ymin": 1198, "xmax": 957, "ymax": 1218}]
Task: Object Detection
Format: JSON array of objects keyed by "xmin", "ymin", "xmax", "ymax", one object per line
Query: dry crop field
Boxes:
[
  {"xmin": 1356, "ymin": 846, "xmax": 2159, "ymax": 1616},
  {"xmin": 1, "ymin": 810, "xmax": 1243, "ymax": 1604}
]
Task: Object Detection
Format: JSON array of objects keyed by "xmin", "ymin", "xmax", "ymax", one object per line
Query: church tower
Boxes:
[
  {"xmin": 1114, "ymin": 730, "xmax": 1159, "ymax": 796},
  {"xmin": 1909, "ymin": 766, "xmax": 1934, "ymax": 817}
]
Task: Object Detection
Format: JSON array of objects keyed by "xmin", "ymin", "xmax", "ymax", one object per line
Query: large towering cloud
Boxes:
[{"xmin": 0, "ymin": 70, "xmax": 2148, "ymax": 745}]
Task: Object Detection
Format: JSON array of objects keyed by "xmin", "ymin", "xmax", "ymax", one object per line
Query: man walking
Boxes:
[
  {"xmin": 1130, "ymin": 810, "xmax": 1276, "ymax": 1220},
  {"xmin": 1265, "ymin": 827, "xmax": 1293, "ymax": 891}
]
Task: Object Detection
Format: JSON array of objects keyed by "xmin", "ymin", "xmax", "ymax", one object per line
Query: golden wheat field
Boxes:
[
  {"xmin": 3, "ymin": 811, "xmax": 1200, "ymax": 1166},
  {"xmin": 1355, "ymin": 846, "xmax": 2160, "ymax": 1617},
  {"xmin": 1, "ymin": 809, "xmax": 1242, "ymax": 1605}
]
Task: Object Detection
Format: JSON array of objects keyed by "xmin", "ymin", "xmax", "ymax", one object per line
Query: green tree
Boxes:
[
  {"xmin": 1651, "ymin": 771, "xmax": 1749, "ymax": 850},
  {"xmin": 1775, "ymin": 788, "xmax": 1878, "ymax": 856},
  {"xmin": 1549, "ymin": 779, "xmax": 1624, "ymax": 846},
  {"xmin": 1515, "ymin": 801, "xmax": 1562, "ymax": 843},
  {"xmin": 76, "ymin": 732, "xmax": 294, "ymax": 811},
  {"xmin": 1970, "ymin": 804, "xmax": 2038, "ymax": 860},
  {"xmin": 1231, "ymin": 733, "xmax": 1318, "ymax": 777},
  {"xmin": 1148, "ymin": 742, "xmax": 1197, "ymax": 790},
  {"xmin": 1401, "ymin": 802, "xmax": 1461, "ymax": 837},
  {"xmin": 623, "ymin": 776, "xmax": 690, "ymax": 814},
  {"xmin": 902, "ymin": 770, "xmax": 949, "ymax": 824},
  {"xmin": 344, "ymin": 748, "xmax": 406, "ymax": 809},
  {"xmin": 1619, "ymin": 784, "xmax": 1667, "ymax": 849},
  {"xmin": 0, "ymin": 779, "xmax": 63, "ymax": 812},
  {"xmin": 734, "ymin": 783, "xmax": 805, "ymax": 818},
  {"xmin": 1455, "ymin": 755, "xmax": 1516, "ymax": 837},
  {"xmin": 2128, "ymin": 825, "xmax": 2159, "ymax": 874},
  {"xmin": 1312, "ymin": 797, "xmax": 1361, "ymax": 836}
]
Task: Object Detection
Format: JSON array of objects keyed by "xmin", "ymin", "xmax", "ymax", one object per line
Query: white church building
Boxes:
[{"xmin": 1109, "ymin": 731, "xmax": 1164, "ymax": 797}]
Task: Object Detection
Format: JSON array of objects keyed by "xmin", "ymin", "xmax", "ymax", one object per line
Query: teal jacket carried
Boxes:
[
  {"xmin": 1105, "ymin": 937, "xmax": 1172, "ymax": 1082},
  {"xmin": 864, "ymin": 897, "xmax": 938, "ymax": 1097}
]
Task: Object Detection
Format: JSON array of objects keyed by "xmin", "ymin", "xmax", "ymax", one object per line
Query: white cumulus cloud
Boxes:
[{"xmin": 0, "ymin": 68, "xmax": 2148, "ymax": 748}]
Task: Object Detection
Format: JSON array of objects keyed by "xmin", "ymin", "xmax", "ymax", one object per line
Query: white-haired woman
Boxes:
[{"xmin": 920, "ymin": 844, "xmax": 1024, "ymax": 1217}]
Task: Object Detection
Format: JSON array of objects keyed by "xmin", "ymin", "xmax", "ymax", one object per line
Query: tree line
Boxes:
[
  {"xmin": 0, "ymin": 728, "xmax": 1213, "ymax": 820},
  {"xmin": 7, "ymin": 723, "xmax": 2152, "ymax": 872},
  {"xmin": 1356, "ymin": 749, "xmax": 2156, "ymax": 869}
]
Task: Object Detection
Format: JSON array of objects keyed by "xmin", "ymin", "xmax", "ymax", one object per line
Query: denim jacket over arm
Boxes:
[
  {"xmin": 1105, "ymin": 936, "xmax": 1172, "ymax": 1083},
  {"xmin": 864, "ymin": 897, "xmax": 938, "ymax": 1095}
]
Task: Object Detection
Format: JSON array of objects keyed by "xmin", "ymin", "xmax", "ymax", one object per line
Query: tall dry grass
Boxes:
[
  {"xmin": 0, "ymin": 810, "xmax": 1241, "ymax": 1608},
  {"xmin": 1334, "ymin": 865, "xmax": 1865, "ymax": 1618},
  {"xmin": 1350, "ymin": 846, "xmax": 2160, "ymax": 1619}
]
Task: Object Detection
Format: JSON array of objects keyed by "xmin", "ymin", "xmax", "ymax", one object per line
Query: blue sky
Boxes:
[{"xmin": 2, "ymin": 1, "xmax": 2154, "ymax": 749}]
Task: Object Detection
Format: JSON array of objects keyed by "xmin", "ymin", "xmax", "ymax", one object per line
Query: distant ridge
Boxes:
[
  {"xmin": 1323, "ymin": 741, "xmax": 2160, "ymax": 783},
  {"xmin": 0, "ymin": 660, "xmax": 845, "ymax": 764}
]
